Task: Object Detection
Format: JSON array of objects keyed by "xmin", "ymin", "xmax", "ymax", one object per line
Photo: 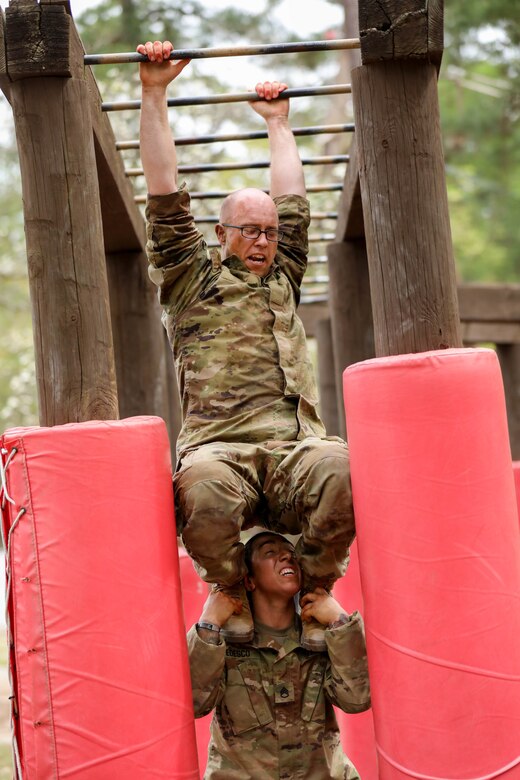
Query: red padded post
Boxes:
[
  {"xmin": 179, "ymin": 548, "xmax": 211, "ymax": 776},
  {"xmin": 513, "ymin": 462, "xmax": 520, "ymax": 525},
  {"xmin": 343, "ymin": 348, "xmax": 520, "ymax": 779},
  {"xmin": 1, "ymin": 416, "xmax": 199, "ymax": 779},
  {"xmin": 333, "ymin": 540, "xmax": 378, "ymax": 779}
]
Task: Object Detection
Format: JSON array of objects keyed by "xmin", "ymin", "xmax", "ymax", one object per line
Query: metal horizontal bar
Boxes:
[
  {"xmin": 86, "ymin": 38, "xmax": 361, "ymax": 66},
  {"xmin": 300, "ymin": 295, "xmax": 328, "ymax": 305},
  {"xmin": 127, "ymin": 155, "xmax": 349, "ymax": 176},
  {"xmin": 302, "ymin": 275, "xmax": 329, "ymax": 284},
  {"xmin": 206, "ymin": 234, "xmax": 335, "ymax": 247},
  {"xmin": 116, "ymin": 123, "xmax": 355, "ymax": 150},
  {"xmin": 103, "ymin": 84, "xmax": 352, "ymax": 111},
  {"xmin": 133, "ymin": 183, "xmax": 343, "ymax": 203},
  {"xmin": 193, "ymin": 212, "xmax": 337, "ymax": 223},
  {"xmin": 308, "ymin": 256, "xmax": 328, "ymax": 264}
]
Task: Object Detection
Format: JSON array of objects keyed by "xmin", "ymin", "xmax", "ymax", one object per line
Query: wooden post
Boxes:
[
  {"xmin": 496, "ymin": 344, "xmax": 520, "ymax": 460},
  {"xmin": 328, "ymin": 240, "xmax": 374, "ymax": 434},
  {"xmin": 316, "ymin": 319, "xmax": 340, "ymax": 437},
  {"xmin": 4, "ymin": 0, "xmax": 118, "ymax": 424},
  {"xmin": 353, "ymin": 0, "xmax": 462, "ymax": 356},
  {"xmin": 106, "ymin": 252, "xmax": 172, "ymax": 422}
]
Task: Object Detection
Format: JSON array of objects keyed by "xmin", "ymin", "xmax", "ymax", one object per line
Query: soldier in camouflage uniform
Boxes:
[
  {"xmin": 138, "ymin": 40, "xmax": 355, "ymax": 650},
  {"xmin": 189, "ymin": 531, "xmax": 370, "ymax": 779}
]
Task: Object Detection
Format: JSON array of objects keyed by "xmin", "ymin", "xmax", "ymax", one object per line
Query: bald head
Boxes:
[{"xmin": 219, "ymin": 188, "xmax": 278, "ymax": 225}]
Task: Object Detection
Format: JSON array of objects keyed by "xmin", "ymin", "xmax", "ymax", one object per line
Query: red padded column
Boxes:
[
  {"xmin": 333, "ymin": 541, "xmax": 378, "ymax": 779},
  {"xmin": 514, "ymin": 462, "xmax": 520, "ymax": 524},
  {"xmin": 179, "ymin": 547, "xmax": 211, "ymax": 776},
  {"xmin": 1, "ymin": 416, "xmax": 199, "ymax": 779},
  {"xmin": 343, "ymin": 348, "xmax": 520, "ymax": 780}
]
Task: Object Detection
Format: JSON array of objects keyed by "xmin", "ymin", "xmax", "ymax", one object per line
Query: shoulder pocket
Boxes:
[
  {"xmin": 223, "ymin": 662, "xmax": 273, "ymax": 735},
  {"xmin": 301, "ymin": 657, "xmax": 326, "ymax": 722}
]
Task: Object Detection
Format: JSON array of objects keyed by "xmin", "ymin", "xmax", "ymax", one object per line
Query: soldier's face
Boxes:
[
  {"xmin": 249, "ymin": 536, "xmax": 301, "ymax": 597},
  {"xmin": 217, "ymin": 197, "xmax": 279, "ymax": 277}
]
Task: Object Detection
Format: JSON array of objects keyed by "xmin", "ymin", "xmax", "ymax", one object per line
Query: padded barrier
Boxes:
[
  {"xmin": 178, "ymin": 548, "xmax": 211, "ymax": 776},
  {"xmin": 514, "ymin": 462, "xmax": 520, "ymax": 524},
  {"xmin": 0, "ymin": 416, "xmax": 199, "ymax": 779},
  {"xmin": 343, "ymin": 348, "xmax": 520, "ymax": 780},
  {"xmin": 333, "ymin": 540, "xmax": 378, "ymax": 779}
]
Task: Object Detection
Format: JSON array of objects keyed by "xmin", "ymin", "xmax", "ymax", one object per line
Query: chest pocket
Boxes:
[
  {"xmin": 223, "ymin": 662, "xmax": 273, "ymax": 735},
  {"xmin": 301, "ymin": 657, "xmax": 327, "ymax": 722}
]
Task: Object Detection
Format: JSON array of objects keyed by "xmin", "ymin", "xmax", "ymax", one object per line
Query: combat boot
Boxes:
[{"xmin": 214, "ymin": 582, "xmax": 254, "ymax": 643}]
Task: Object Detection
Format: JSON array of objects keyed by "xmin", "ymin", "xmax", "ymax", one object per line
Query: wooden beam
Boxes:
[
  {"xmin": 496, "ymin": 344, "xmax": 520, "ymax": 460},
  {"xmin": 328, "ymin": 240, "xmax": 374, "ymax": 432},
  {"xmin": 316, "ymin": 319, "xmax": 340, "ymax": 437},
  {"xmin": 334, "ymin": 134, "xmax": 365, "ymax": 241},
  {"xmin": 106, "ymin": 251, "xmax": 172, "ymax": 422},
  {"xmin": 352, "ymin": 59, "xmax": 462, "ymax": 356},
  {"xmin": 358, "ymin": 0, "xmax": 443, "ymax": 67},
  {"xmin": 0, "ymin": 8, "xmax": 11, "ymax": 101},
  {"xmin": 5, "ymin": 0, "xmax": 118, "ymax": 424},
  {"xmin": 461, "ymin": 322, "xmax": 520, "ymax": 345},
  {"xmin": 71, "ymin": 18, "xmax": 145, "ymax": 252},
  {"xmin": 5, "ymin": 0, "xmax": 71, "ymax": 79},
  {"xmin": 458, "ymin": 284, "xmax": 520, "ymax": 324}
]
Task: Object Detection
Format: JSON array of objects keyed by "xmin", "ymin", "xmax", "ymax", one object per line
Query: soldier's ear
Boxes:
[
  {"xmin": 215, "ymin": 224, "xmax": 226, "ymax": 246},
  {"xmin": 244, "ymin": 574, "xmax": 255, "ymax": 592}
]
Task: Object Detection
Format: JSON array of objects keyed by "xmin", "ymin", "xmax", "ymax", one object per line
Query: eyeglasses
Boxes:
[{"xmin": 220, "ymin": 223, "xmax": 284, "ymax": 242}]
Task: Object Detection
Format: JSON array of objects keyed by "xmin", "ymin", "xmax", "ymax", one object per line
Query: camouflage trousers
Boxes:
[{"xmin": 173, "ymin": 437, "xmax": 355, "ymax": 589}]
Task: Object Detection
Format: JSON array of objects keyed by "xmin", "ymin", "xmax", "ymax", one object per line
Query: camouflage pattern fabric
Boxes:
[
  {"xmin": 187, "ymin": 612, "xmax": 370, "ymax": 779},
  {"xmin": 174, "ymin": 437, "xmax": 354, "ymax": 588},
  {"xmin": 146, "ymin": 187, "xmax": 326, "ymax": 459}
]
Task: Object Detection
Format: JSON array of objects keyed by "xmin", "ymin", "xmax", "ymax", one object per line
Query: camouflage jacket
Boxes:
[
  {"xmin": 187, "ymin": 614, "xmax": 370, "ymax": 779},
  {"xmin": 145, "ymin": 188, "xmax": 326, "ymax": 458}
]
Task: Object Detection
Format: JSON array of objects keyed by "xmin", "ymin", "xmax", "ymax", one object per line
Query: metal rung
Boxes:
[
  {"xmin": 116, "ymin": 123, "xmax": 354, "ymax": 150},
  {"xmin": 127, "ymin": 156, "xmax": 349, "ymax": 176},
  {"xmin": 86, "ymin": 38, "xmax": 361, "ymax": 66},
  {"xmin": 299, "ymin": 295, "xmax": 328, "ymax": 304},
  {"xmin": 193, "ymin": 212, "xmax": 337, "ymax": 224},
  {"xmin": 134, "ymin": 183, "xmax": 343, "ymax": 202},
  {"xmin": 103, "ymin": 84, "xmax": 352, "ymax": 111}
]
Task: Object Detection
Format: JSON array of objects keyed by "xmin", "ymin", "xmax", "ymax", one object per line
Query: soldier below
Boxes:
[
  {"xmin": 138, "ymin": 39, "xmax": 355, "ymax": 651},
  {"xmin": 188, "ymin": 531, "xmax": 371, "ymax": 779}
]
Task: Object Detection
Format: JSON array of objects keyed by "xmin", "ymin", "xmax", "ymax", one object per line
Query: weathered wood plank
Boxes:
[
  {"xmin": 65, "ymin": 16, "xmax": 145, "ymax": 252},
  {"xmin": 327, "ymin": 240, "xmax": 374, "ymax": 432},
  {"xmin": 41, "ymin": 0, "xmax": 72, "ymax": 13},
  {"xmin": 334, "ymin": 134, "xmax": 365, "ymax": 241},
  {"xmin": 10, "ymin": 78, "xmax": 118, "ymax": 423},
  {"xmin": 106, "ymin": 251, "xmax": 171, "ymax": 422},
  {"xmin": 0, "ymin": 7, "xmax": 11, "ymax": 101},
  {"xmin": 6, "ymin": 4, "xmax": 118, "ymax": 424},
  {"xmin": 458, "ymin": 284, "xmax": 520, "ymax": 324},
  {"xmin": 496, "ymin": 344, "xmax": 520, "ymax": 460},
  {"xmin": 5, "ymin": 0, "xmax": 71, "ymax": 79},
  {"xmin": 461, "ymin": 322, "xmax": 520, "ymax": 345},
  {"xmin": 358, "ymin": 0, "xmax": 443, "ymax": 65},
  {"xmin": 301, "ymin": 299, "xmax": 520, "ymax": 344},
  {"xmin": 316, "ymin": 319, "xmax": 340, "ymax": 436},
  {"xmin": 352, "ymin": 60, "xmax": 462, "ymax": 356}
]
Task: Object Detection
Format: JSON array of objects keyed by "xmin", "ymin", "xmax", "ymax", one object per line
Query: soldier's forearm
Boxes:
[
  {"xmin": 140, "ymin": 86, "xmax": 178, "ymax": 195},
  {"xmin": 266, "ymin": 116, "xmax": 306, "ymax": 199}
]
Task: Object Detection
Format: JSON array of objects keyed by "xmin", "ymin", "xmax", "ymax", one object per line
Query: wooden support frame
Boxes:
[
  {"xmin": 2, "ymin": 0, "xmax": 176, "ymax": 443},
  {"xmin": 4, "ymin": 0, "xmax": 118, "ymax": 425}
]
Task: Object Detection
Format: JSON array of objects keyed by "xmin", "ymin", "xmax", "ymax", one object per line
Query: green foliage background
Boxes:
[{"xmin": 0, "ymin": 0, "xmax": 519, "ymax": 430}]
